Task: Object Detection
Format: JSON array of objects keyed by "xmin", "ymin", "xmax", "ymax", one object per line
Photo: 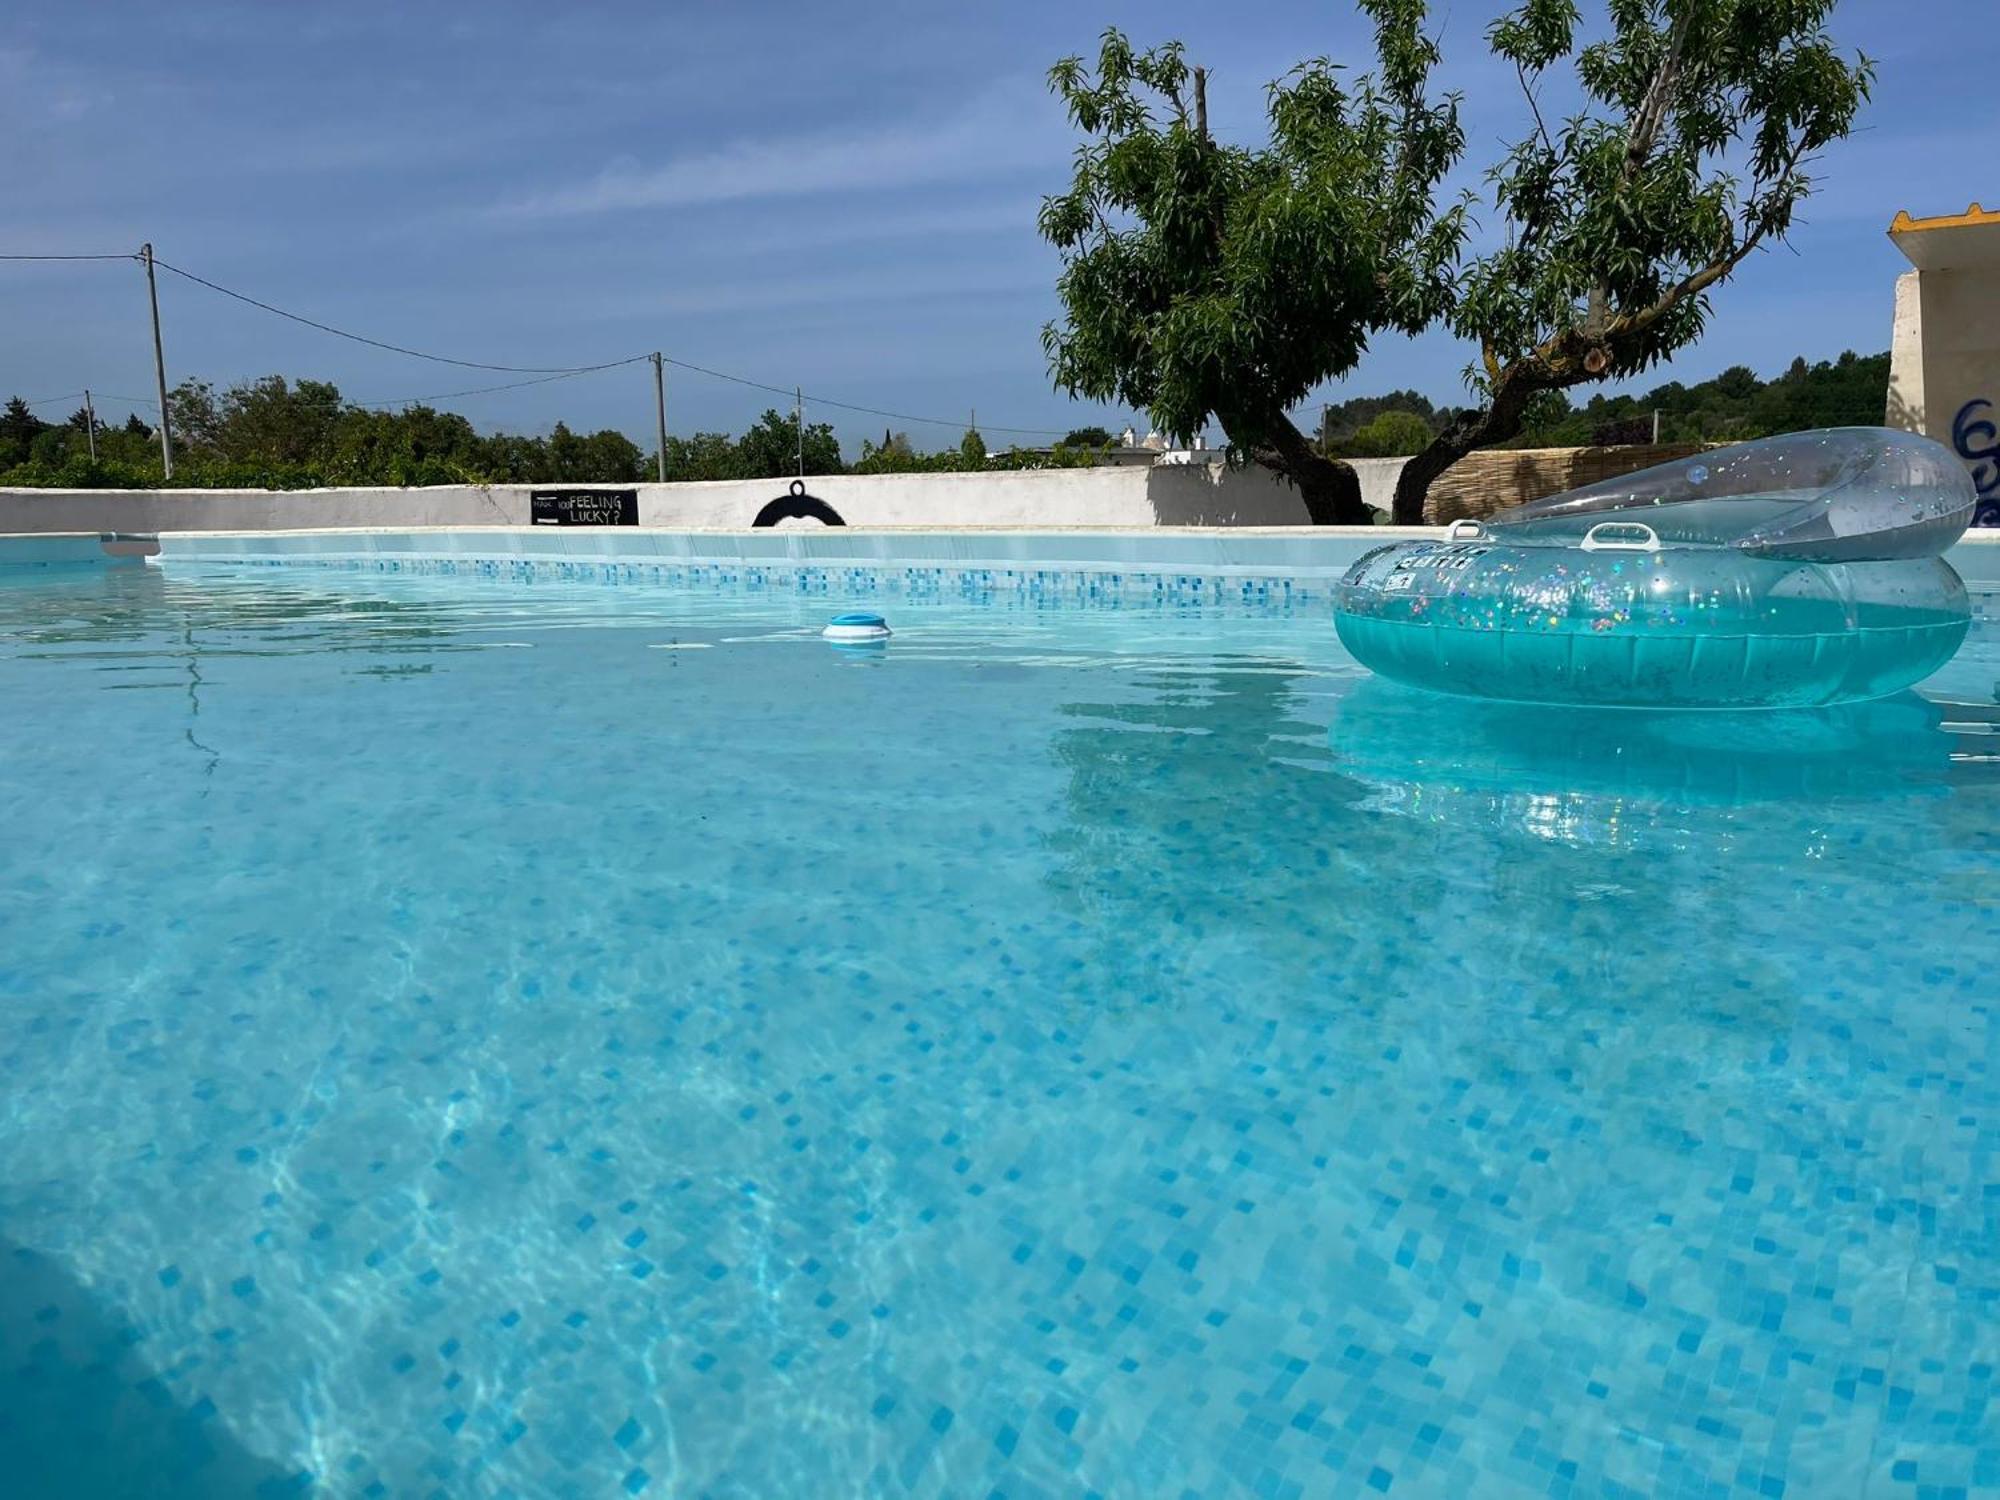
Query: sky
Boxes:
[{"xmin": 2, "ymin": 0, "xmax": 1992, "ymax": 455}]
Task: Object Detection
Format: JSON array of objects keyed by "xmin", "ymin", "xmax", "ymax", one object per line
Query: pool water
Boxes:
[{"xmin": 1, "ymin": 563, "xmax": 1996, "ymax": 1499}]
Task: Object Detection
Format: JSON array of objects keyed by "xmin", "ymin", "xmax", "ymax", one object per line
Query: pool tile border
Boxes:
[{"xmin": 142, "ymin": 526, "xmax": 2000, "ymax": 607}]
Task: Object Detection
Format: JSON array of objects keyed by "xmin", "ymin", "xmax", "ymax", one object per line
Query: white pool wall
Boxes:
[{"xmin": 0, "ymin": 462, "xmax": 1414, "ymax": 535}]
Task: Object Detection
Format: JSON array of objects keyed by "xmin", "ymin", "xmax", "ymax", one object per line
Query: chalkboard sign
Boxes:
[{"xmin": 531, "ymin": 489, "xmax": 638, "ymax": 526}]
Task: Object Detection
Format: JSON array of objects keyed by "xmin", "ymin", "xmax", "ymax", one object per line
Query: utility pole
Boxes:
[
  {"xmin": 82, "ymin": 389, "xmax": 97, "ymax": 462},
  {"xmin": 1651, "ymin": 408, "xmax": 1661, "ymax": 445},
  {"xmin": 140, "ymin": 243, "xmax": 173, "ymax": 479},
  {"xmin": 650, "ymin": 352, "xmax": 667, "ymax": 483},
  {"xmin": 795, "ymin": 386, "xmax": 803, "ymax": 477}
]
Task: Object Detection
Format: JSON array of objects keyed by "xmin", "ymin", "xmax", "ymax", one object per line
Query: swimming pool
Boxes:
[{"xmin": 2, "ymin": 558, "xmax": 1996, "ymax": 1498}]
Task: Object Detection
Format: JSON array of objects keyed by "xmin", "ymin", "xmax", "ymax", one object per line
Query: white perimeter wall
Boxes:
[{"xmin": 0, "ymin": 460, "xmax": 1412, "ymax": 536}]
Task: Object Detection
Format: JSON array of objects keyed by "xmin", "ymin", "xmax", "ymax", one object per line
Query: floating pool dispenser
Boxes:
[
  {"xmin": 1333, "ymin": 428, "xmax": 1975, "ymax": 709},
  {"xmin": 822, "ymin": 611, "xmax": 891, "ymax": 642}
]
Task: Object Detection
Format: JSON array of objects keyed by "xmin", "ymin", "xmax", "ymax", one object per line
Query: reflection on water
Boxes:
[
  {"xmin": 1328, "ymin": 677, "xmax": 2000, "ymax": 850},
  {"xmin": 1038, "ymin": 648, "xmax": 2000, "ymax": 1093},
  {"xmin": 1042, "ymin": 654, "xmax": 1367, "ymax": 1009}
]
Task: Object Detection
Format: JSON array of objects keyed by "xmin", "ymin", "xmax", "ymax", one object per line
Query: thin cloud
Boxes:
[
  {"xmin": 496, "ymin": 79, "xmax": 1063, "ymax": 218},
  {"xmin": 0, "ymin": 44, "xmax": 105, "ymax": 125}
]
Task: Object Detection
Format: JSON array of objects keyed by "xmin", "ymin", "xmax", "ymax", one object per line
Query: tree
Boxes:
[
  {"xmin": 1, "ymin": 396, "xmax": 47, "ymax": 458},
  {"xmin": 1323, "ymin": 347, "xmax": 1889, "ymax": 451},
  {"xmin": 579, "ymin": 427, "xmax": 644, "ymax": 482},
  {"xmin": 1391, "ymin": 0, "xmax": 1872, "ymax": 521},
  {"xmin": 1710, "ymin": 365, "xmax": 1760, "ymax": 403},
  {"xmin": 663, "ymin": 431, "xmax": 748, "ymax": 481},
  {"xmin": 216, "ymin": 376, "xmax": 345, "ymax": 466},
  {"xmin": 1061, "ymin": 425, "xmax": 1114, "ymax": 447},
  {"xmin": 6, "ymin": 370, "xmax": 893, "ymax": 488},
  {"xmin": 1, "ymin": 397, "xmax": 47, "ymax": 470},
  {"xmin": 1344, "ymin": 409, "xmax": 1435, "ymax": 457},
  {"xmin": 122, "ymin": 413, "xmax": 152, "ymax": 437},
  {"xmin": 1041, "ymin": 5, "xmax": 1467, "ymax": 524},
  {"xmin": 958, "ymin": 427, "xmax": 988, "ymax": 468},
  {"xmin": 1320, "ymin": 389, "xmax": 1439, "ymax": 450},
  {"xmin": 1, "ymin": 397, "xmax": 41, "ymax": 438},
  {"xmin": 735, "ymin": 408, "xmax": 841, "ymax": 478},
  {"xmin": 165, "ymin": 379, "xmax": 223, "ymax": 455},
  {"xmin": 546, "ymin": 421, "xmax": 587, "ymax": 479},
  {"xmin": 1515, "ymin": 388, "xmax": 1576, "ymax": 444}
]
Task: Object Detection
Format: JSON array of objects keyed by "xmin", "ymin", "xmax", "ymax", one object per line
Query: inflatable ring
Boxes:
[{"xmin": 1333, "ymin": 428, "xmax": 1975, "ymax": 708}]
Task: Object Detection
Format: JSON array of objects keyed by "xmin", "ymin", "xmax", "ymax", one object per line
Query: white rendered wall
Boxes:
[
  {"xmin": 1887, "ymin": 271, "xmax": 1927, "ymax": 431},
  {"xmin": 0, "ymin": 458, "xmax": 1424, "ymax": 537},
  {"xmin": 0, "ymin": 461, "xmax": 1409, "ymax": 535},
  {"xmin": 1887, "ymin": 266, "xmax": 2000, "ymax": 513}
]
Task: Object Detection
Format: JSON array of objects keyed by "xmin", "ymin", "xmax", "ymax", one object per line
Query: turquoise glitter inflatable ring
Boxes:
[{"xmin": 1333, "ymin": 428, "xmax": 1975, "ymax": 708}]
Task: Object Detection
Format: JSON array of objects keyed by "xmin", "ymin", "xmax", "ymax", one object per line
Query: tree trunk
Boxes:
[
  {"xmin": 1390, "ymin": 374, "xmax": 1539, "ymax": 524},
  {"xmin": 1240, "ymin": 409, "xmax": 1373, "ymax": 525}
]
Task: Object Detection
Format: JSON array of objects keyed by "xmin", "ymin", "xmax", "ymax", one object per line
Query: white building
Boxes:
[{"xmin": 1887, "ymin": 204, "xmax": 2000, "ymax": 525}]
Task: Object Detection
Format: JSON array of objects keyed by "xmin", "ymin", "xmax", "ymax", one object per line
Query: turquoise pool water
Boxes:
[{"xmin": 1, "ymin": 563, "xmax": 1996, "ymax": 1499}]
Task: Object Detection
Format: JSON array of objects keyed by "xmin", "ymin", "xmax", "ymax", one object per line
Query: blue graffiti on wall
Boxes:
[{"xmin": 1953, "ymin": 397, "xmax": 2000, "ymax": 527}]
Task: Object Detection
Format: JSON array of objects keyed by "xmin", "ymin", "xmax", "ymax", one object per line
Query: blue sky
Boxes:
[{"xmin": 2, "ymin": 1, "xmax": 1990, "ymax": 453}]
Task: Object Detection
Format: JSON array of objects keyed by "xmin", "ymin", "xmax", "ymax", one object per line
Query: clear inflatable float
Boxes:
[{"xmin": 1333, "ymin": 428, "xmax": 1975, "ymax": 708}]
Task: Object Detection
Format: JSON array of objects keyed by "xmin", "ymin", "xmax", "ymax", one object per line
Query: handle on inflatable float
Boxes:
[{"xmin": 1578, "ymin": 521, "xmax": 1662, "ymax": 553}]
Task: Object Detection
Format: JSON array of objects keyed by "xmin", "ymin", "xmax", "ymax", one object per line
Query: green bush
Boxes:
[{"xmin": 1342, "ymin": 410, "xmax": 1435, "ymax": 458}]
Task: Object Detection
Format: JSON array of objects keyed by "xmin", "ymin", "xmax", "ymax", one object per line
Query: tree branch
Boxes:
[
  {"xmin": 1588, "ymin": 7, "xmax": 1694, "ymax": 339},
  {"xmin": 1516, "ymin": 58, "xmax": 1554, "ymax": 154},
  {"xmin": 1620, "ymin": 7, "xmax": 1694, "ymax": 193},
  {"xmin": 1608, "ymin": 135, "xmax": 1810, "ymax": 344}
]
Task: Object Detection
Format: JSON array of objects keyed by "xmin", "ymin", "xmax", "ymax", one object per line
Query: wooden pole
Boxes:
[
  {"xmin": 141, "ymin": 243, "xmax": 173, "ymax": 479},
  {"xmin": 651, "ymin": 352, "xmax": 667, "ymax": 483}
]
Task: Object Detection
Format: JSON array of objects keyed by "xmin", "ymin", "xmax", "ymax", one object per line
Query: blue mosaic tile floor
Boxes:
[{"xmin": 1, "ymin": 563, "xmax": 1997, "ymax": 1498}]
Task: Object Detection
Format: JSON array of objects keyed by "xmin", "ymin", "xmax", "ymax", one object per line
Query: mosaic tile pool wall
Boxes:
[
  {"xmin": 1, "ymin": 558, "xmax": 1996, "ymax": 1498},
  {"xmin": 147, "ymin": 527, "xmax": 2000, "ymax": 612}
]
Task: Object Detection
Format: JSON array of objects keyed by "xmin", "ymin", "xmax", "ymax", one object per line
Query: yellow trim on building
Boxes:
[
  {"xmin": 1890, "ymin": 205, "xmax": 2000, "ymax": 272},
  {"xmin": 1890, "ymin": 203, "xmax": 1999, "ymax": 235}
]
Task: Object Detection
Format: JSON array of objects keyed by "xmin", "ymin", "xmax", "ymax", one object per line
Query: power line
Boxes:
[
  {"xmin": 153, "ymin": 258, "xmax": 1068, "ymax": 433},
  {"xmin": 6, "ymin": 389, "xmax": 159, "ymax": 413},
  {"xmin": 653, "ymin": 353, "xmax": 1067, "ymax": 436},
  {"xmin": 352, "ymin": 368, "xmax": 622, "ymax": 410},
  {"xmin": 806, "ymin": 395, "xmax": 1066, "ymax": 438},
  {"xmin": 6, "ymin": 248, "xmax": 1084, "ymax": 439},
  {"xmin": 150, "ymin": 257, "xmax": 648, "ymax": 376}
]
